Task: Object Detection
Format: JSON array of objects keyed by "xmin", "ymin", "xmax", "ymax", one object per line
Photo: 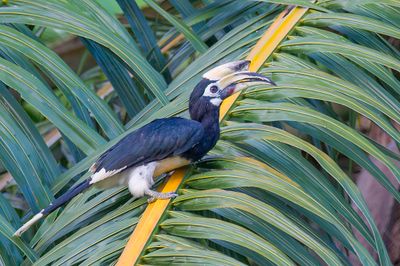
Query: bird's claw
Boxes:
[
  {"xmin": 147, "ymin": 197, "xmax": 155, "ymax": 204},
  {"xmin": 146, "ymin": 191, "xmax": 178, "ymax": 203}
]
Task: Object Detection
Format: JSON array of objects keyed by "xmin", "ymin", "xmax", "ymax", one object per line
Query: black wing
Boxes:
[{"xmin": 91, "ymin": 117, "xmax": 204, "ymax": 173}]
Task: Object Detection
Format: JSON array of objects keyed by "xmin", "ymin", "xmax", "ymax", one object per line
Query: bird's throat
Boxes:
[
  {"xmin": 184, "ymin": 106, "xmax": 220, "ymax": 161},
  {"xmin": 194, "ymin": 105, "xmax": 220, "ymax": 140}
]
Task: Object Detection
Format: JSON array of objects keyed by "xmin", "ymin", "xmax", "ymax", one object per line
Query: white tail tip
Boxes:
[{"xmin": 13, "ymin": 212, "xmax": 43, "ymax": 237}]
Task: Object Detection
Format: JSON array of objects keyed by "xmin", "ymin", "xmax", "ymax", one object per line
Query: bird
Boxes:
[{"xmin": 14, "ymin": 60, "xmax": 275, "ymax": 237}]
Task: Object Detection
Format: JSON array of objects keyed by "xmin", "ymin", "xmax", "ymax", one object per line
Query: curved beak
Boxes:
[{"xmin": 218, "ymin": 71, "xmax": 276, "ymax": 99}]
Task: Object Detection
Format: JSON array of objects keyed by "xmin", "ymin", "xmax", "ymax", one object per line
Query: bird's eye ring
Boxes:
[{"xmin": 210, "ymin": 85, "xmax": 218, "ymax": 93}]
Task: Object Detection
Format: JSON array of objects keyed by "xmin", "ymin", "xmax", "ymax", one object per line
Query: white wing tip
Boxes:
[
  {"xmin": 89, "ymin": 163, "xmax": 97, "ymax": 173},
  {"xmin": 13, "ymin": 212, "xmax": 44, "ymax": 237}
]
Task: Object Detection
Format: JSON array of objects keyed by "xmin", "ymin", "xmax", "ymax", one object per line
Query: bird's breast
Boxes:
[{"xmin": 154, "ymin": 156, "xmax": 191, "ymax": 177}]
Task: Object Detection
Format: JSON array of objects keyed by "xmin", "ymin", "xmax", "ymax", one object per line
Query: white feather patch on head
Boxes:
[
  {"xmin": 210, "ymin": 98, "xmax": 222, "ymax": 106},
  {"xmin": 202, "ymin": 60, "xmax": 250, "ymax": 80},
  {"xmin": 202, "ymin": 83, "xmax": 219, "ymax": 97},
  {"xmin": 202, "ymin": 83, "xmax": 223, "ymax": 106},
  {"xmin": 90, "ymin": 166, "xmax": 127, "ymax": 184}
]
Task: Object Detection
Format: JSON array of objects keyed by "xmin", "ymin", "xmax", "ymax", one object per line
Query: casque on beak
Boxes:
[
  {"xmin": 203, "ymin": 60, "xmax": 275, "ymax": 100},
  {"xmin": 201, "ymin": 60, "xmax": 276, "ymax": 100},
  {"xmin": 218, "ymin": 71, "xmax": 276, "ymax": 99}
]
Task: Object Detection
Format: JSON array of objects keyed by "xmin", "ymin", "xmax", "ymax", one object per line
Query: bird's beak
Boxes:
[
  {"xmin": 202, "ymin": 60, "xmax": 251, "ymax": 80},
  {"xmin": 218, "ymin": 71, "xmax": 276, "ymax": 99}
]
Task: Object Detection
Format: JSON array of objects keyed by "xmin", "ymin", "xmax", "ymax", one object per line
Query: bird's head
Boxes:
[{"xmin": 189, "ymin": 60, "xmax": 275, "ymax": 121}]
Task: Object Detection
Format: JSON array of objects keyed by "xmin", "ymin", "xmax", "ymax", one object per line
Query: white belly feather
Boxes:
[
  {"xmin": 127, "ymin": 162, "xmax": 156, "ymax": 197},
  {"xmin": 90, "ymin": 156, "xmax": 190, "ymax": 198},
  {"xmin": 92, "ymin": 163, "xmax": 157, "ymax": 198}
]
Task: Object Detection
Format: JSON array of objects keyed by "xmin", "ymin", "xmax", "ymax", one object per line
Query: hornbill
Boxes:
[{"xmin": 14, "ymin": 60, "xmax": 275, "ymax": 236}]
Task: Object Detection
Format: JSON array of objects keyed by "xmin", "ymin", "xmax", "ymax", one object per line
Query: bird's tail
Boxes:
[{"xmin": 14, "ymin": 178, "xmax": 91, "ymax": 237}]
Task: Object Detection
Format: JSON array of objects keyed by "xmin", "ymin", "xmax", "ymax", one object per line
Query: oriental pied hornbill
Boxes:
[{"xmin": 14, "ymin": 60, "xmax": 275, "ymax": 236}]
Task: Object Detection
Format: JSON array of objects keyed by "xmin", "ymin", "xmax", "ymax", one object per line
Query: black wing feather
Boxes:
[{"xmin": 92, "ymin": 117, "xmax": 204, "ymax": 173}]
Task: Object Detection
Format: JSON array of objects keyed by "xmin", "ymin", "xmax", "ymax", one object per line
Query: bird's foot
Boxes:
[{"xmin": 145, "ymin": 190, "xmax": 178, "ymax": 203}]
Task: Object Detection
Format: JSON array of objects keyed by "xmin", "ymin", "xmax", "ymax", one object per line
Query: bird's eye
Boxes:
[{"xmin": 210, "ymin": 85, "xmax": 218, "ymax": 93}]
